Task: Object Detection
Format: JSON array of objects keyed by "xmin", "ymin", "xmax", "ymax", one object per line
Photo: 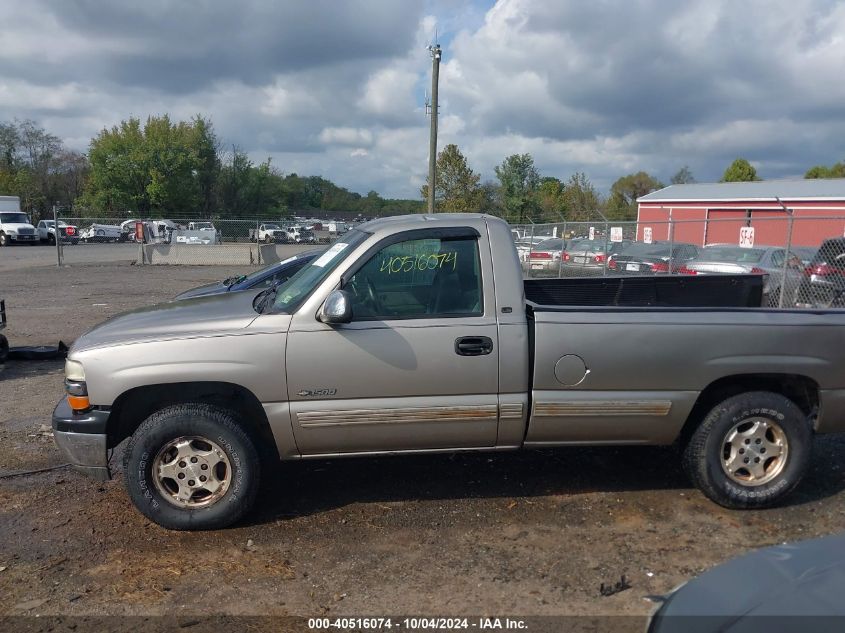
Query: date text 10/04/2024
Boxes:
[{"xmin": 308, "ymin": 617, "xmax": 528, "ymax": 630}]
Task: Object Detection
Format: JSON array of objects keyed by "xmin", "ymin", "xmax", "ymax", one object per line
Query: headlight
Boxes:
[
  {"xmin": 65, "ymin": 359, "xmax": 85, "ymax": 381},
  {"xmin": 6, "ymin": 228, "xmax": 16, "ymax": 234}
]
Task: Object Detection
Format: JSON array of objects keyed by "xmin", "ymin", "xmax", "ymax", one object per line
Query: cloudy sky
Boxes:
[{"xmin": 2, "ymin": 0, "xmax": 844, "ymax": 198}]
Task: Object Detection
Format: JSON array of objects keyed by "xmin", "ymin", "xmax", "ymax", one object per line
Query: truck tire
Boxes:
[
  {"xmin": 0, "ymin": 233, "xmax": 6, "ymax": 247},
  {"xmin": 0, "ymin": 334, "xmax": 8, "ymax": 363},
  {"xmin": 683, "ymin": 391, "xmax": 811, "ymax": 509},
  {"xmin": 123, "ymin": 403, "xmax": 261, "ymax": 530}
]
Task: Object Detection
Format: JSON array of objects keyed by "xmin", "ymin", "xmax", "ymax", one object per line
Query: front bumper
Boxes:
[
  {"xmin": 51, "ymin": 397, "xmax": 112, "ymax": 481},
  {"xmin": 10, "ymin": 234, "xmax": 38, "ymax": 242}
]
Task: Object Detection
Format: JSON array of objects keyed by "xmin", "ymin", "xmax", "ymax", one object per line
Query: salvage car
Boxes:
[
  {"xmin": 795, "ymin": 237, "xmax": 845, "ymax": 308},
  {"xmin": 648, "ymin": 531, "xmax": 845, "ymax": 631},
  {"xmin": 608, "ymin": 241, "xmax": 698, "ymax": 275},
  {"xmin": 562, "ymin": 238, "xmax": 632, "ymax": 275},
  {"xmin": 174, "ymin": 249, "xmax": 322, "ymax": 300},
  {"xmin": 682, "ymin": 244, "xmax": 804, "ymax": 307},
  {"xmin": 52, "ymin": 213, "xmax": 845, "ymax": 529}
]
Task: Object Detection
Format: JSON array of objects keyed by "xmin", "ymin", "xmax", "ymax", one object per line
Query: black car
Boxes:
[
  {"xmin": 649, "ymin": 532, "xmax": 845, "ymax": 632},
  {"xmin": 174, "ymin": 249, "xmax": 322, "ymax": 300},
  {"xmin": 608, "ymin": 241, "xmax": 698, "ymax": 275},
  {"xmin": 795, "ymin": 238, "xmax": 845, "ymax": 308}
]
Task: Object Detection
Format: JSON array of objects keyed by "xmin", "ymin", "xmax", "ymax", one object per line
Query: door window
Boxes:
[{"xmin": 346, "ymin": 236, "xmax": 483, "ymax": 320}]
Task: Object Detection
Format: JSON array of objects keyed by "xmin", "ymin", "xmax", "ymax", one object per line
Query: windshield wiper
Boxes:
[
  {"xmin": 253, "ymin": 280, "xmax": 284, "ymax": 314},
  {"xmin": 223, "ymin": 274, "xmax": 246, "ymax": 288}
]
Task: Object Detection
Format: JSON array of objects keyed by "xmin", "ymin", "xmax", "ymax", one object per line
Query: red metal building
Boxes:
[{"xmin": 636, "ymin": 179, "xmax": 845, "ymax": 248}]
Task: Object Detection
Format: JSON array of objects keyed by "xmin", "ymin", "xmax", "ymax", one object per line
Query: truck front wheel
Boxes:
[
  {"xmin": 683, "ymin": 391, "xmax": 811, "ymax": 509},
  {"xmin": 123, "ymin": 403, "xmax": 261, "ymax": 530}
]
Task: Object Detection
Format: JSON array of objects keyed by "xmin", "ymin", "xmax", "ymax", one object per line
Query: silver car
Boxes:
[{"xmin": 684, "ymin": 244, "xmax": 804, "ymax": 306}]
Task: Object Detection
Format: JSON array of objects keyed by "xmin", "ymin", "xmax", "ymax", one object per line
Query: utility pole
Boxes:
[{"xmin": 426, "ymin": 43, "xmax": 441, "ymax": 214}]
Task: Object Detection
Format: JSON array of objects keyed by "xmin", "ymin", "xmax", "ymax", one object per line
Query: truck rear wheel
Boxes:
[
  {"xmin": 683, "ymin": 391, "xmax": 811, "ymax": 509},
  {"xmin": 123, "ymin": 403, "xmax": 260, "ymax": 530}
]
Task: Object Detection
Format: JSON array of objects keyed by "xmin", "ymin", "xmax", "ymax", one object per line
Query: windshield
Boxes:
[
  {"xmin": 1, "ymin": 212, "xmax": 29, "ymax": 224},
  {"xmin": 269, "ymin": 229, "xmax": 369, "ymax": 313},
  {"xmin": 535, "ymin": 238, "xmax": 562, "ymax": 250},
  {"xmin": 570, "ymin": 239, "xmax": 605, "ymax": 253},
  {"xmin": 700, "ymin": 246, "xmax": 766, "ymax": 263},
  {"xmin": 621, "ymin": 242, "xmax": 673, "ymax": 257},
  {"xmin": 264, "ymin": 224, "xmax": 280, "ymax": 230},
  {"xmin": 194, "ymin": 222, "xmax": 213, "ymax": 229}
]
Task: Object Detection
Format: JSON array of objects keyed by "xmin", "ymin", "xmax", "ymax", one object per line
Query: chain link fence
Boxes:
[
  {"xmin": 516, "ymin": 215, "xmax": 845, "ymax": 310},
  {"xmin": 21, "ymin": 211, "xmax": 845, "ymax": 310}
]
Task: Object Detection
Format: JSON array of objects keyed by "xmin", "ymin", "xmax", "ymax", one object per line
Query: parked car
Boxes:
[
  {"xmin": 792, "ymin": 246, "xmax": 818, "ymax": 267},
  {"xmin": 648, "ymin": 532, "xmax": 845, "ymax": 631},
  {"xmin": 608, "ymin": 241, "xmax": 698, "ymax": 275},
  {"xmin": 37, "ymin": 219, "xmax": 79, "ymax": 245},
  {"xmin": 682, "ymin": 244, "xmax": 805, "ymax": 306},
  {"xmin": 120, "ymin": 219, "xmax": 140, "ymax": 242},
  {"xmin": 80, "ymin": 223, "xmax": 124, "ymax": 243},
  {"xmin": 516, "ymin": 236, "xmax": 554, "ymax": 264},
  {"xmin": 52, "ymin": 213, "xmax": 845, "ymax": 529},
  {"xmin": 561, "ymin": 239, "xmax": 632, "ymax": 275},
  {"xmin": 527, "ymin": 237, "xmax": 566, "ymax": 274},
  {"xmin": 795, "ymin": 238, "xmax": 845, "ymax": 308},
  {"xmin": 174, "ymin": 249, "xmax": 322, "ymax": 300}
]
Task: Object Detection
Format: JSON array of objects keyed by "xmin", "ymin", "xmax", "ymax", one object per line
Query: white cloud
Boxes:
[{"xmin": 1, "ymin": 0, "xmax": 845, "ymax": 198}]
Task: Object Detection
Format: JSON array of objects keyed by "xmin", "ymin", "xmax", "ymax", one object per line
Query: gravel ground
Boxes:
[{"xmin": 1, "ymin": 259, "xmax": 844, "ymax": 622}]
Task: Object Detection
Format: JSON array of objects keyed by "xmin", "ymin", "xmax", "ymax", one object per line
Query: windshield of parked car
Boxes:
[
  {"xmin": 535, "ymin": 238, "xmax": 562, "ymax": 251},
  {"xmin": 619, "ymin": 242, "xmax": 675, "ymax": 257},
  {"xmin": 264, "ymin": 223, "xmax": 280, "ymax": 230},
  {"xmin": 700, "ymin": 246, "xmax": 766, "ymax": 263},
  {"xmin": 195, "ymin": 222, "xmax": 213, "ymax": 229},
  {"xmin": 569, "ymin": 239, "xmax": 605, "ymax": 253},
  {"xmin": 1, "ymin": 212, "xmax": 30, "ymax": 224},
  {"xmin": 268, "ymin": 229, "xmax": 369, "ymax": 313}
]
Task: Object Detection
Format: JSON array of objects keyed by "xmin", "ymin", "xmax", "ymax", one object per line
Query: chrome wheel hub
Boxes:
[
  {"xmin": 721, "ymin": 417, "xmax": 788, "ymax": 486},
  {"xmin": 152, "ymin": 436, "xmax": 232, "ymax": 508}
]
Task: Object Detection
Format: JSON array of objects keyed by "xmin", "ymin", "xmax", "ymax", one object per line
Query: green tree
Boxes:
[
  {"xmin": 721, "ymin": 158, "xmax": 760, "ymax": 182},
  {"xmin": 494, "ymin": 153, "xmax": 540, "ymax": 223},
  {"xmin": 607, "ymin": 171, "xmax": 664, "ymax": 220},
  {"xmin": 84, "ymin": 115, "xmax": 221, "ymax": 217},
  {"xmin": 561, "ymin": 172, "xmax": 602, "ymax": 222},
  {"xmin": 536, "ymin": 177, "xmax": 565, "ymax": 222},
  {"xmin": 420, "ymin": 144, "xmax": 482, "ymax": 212},
  {"xmin": 805, "ymin": 162, "xmax": 845, "ymax": 179},
  {"xmin": 671, "ymin": 166, "xmax": 695, "ymax": 184}
]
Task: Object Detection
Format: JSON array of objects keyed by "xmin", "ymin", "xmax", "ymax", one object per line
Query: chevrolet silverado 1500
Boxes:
[{"xmin": 53, "ymin": 214, "xmax": 845, "ymax": 529}]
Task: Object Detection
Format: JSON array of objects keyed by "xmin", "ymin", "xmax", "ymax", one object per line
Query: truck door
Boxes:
[{"xmin": 286, "ymin": 227, "xmax": 500, "ymax": 454}]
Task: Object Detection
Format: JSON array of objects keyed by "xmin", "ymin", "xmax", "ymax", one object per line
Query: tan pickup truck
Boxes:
[{"xmin": 53, "ymin": 213, "xmax": 845, "ymax": 529}]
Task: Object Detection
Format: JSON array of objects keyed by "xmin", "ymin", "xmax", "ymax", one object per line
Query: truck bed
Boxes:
[{"xmin": 523, "ymin": 274, "xmax": 764, "ymax": 308}]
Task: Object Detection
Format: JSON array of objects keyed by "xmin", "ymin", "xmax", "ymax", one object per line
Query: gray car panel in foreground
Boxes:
[{"xmin": 51, "ymin": 213, "xmax": 845, "ymax": 529}]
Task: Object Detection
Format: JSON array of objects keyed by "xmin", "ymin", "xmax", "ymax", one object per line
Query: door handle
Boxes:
[{"xmin": 455, "ymin": 336, "xmax": 493, "ymax": 356}]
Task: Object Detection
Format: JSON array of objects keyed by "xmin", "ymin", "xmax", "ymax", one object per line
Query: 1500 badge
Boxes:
[{"xmin": 297, "ymin": 388, "xmax": 337, "ymax": 397}]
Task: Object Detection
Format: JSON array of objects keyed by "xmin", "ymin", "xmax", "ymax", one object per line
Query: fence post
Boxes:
[
  {"xmin": 53, "ymin": 205, "xmax": 63, "ymax": 267},
  {"xmin": 529, "ymin": 224, "xmax": 535, "ymax": 279},
  {"xmin": 779, "ymin": 210, "xmax": 795, "ymax": 309},
  {"xmin": 668, "ymin": 213, "xmax": 674, "ymax": 276},
  {"xmin": 603, "ymin": 220, "xmax": 609, "ymax": 277},
  {"xmin": 256, "ymin": 221, "xmax": 261, "ymax": 266}
]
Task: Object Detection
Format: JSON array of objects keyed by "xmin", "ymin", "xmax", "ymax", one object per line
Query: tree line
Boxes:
[
  {"xmin": 1, "ymin": 115, "xmax": 842, "ymax": 223},
  {"xmin": 0, "ymin": 116, "xmax": 424, "ymax": 220}
]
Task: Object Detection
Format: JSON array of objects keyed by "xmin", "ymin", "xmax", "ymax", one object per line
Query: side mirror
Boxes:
[{"xmin": 318, "ymin": 289, "xmax": 352, "ymax": 324}]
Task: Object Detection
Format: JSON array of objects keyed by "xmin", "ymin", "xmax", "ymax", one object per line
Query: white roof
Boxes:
[{"xmin": 638, "ymin": 178, "xmax": 845, "ymax": 203}]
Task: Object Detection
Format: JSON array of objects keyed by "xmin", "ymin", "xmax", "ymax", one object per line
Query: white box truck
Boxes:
[{"xmin": 0, "ymin": 196, "xmax": 39, "ymax": 246}]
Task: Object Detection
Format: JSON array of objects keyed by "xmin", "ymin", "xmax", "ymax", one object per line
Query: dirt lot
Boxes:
[{"xmin": 1, "ymin": 259, "xmax": 844, "ymax": 623}]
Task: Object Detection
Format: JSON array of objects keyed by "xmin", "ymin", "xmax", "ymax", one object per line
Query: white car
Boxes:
[{"xmin": 80, "ymin": 223, "xmax": 124, "ymax": 243}]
